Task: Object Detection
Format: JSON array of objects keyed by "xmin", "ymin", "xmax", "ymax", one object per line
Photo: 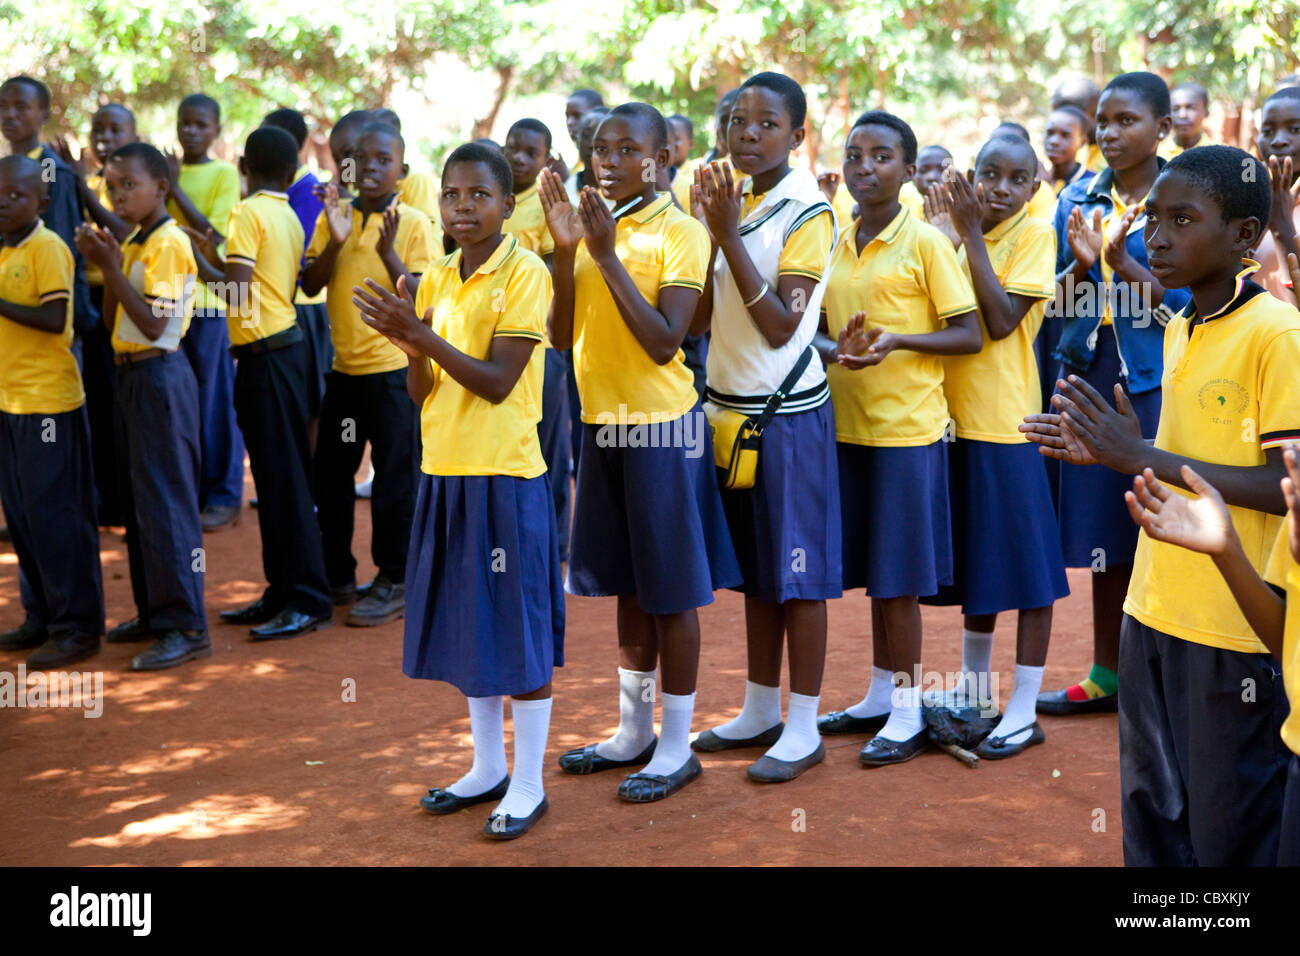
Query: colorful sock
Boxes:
[
  {"xmin": 641, "ymin": 691, "xmax": 695, "ymax": 777},
  {"xmin": 448, "ymin": 695, "xmax": 507, "ymax": 797},
  {"xmin": 708, "ymin": 680, "xmax": 782, "ymax": 740},
  {"xmin": 958, "ymin": 629, "xmax": 994, "ymax": 701},
  {"xmin": 877, "ymin": 684, "xmax": 923, "ymax": 742},
  {"xmin": 1066, "ymin": 664, "xmax": 1118, "ymax": 701},
  {"xmin": 765, "ymin": 692, "xmax": 821, "ymax": 762},
  {"xmin": 595, "ymin": 667, "xmax": 657, "ymax": 760},
  {"xmin": 494, "ymin": 697, "xmax": 552, "ymax": 818},
  {"xmin": 845, "ymin": 666, "xmax": 895, "ymax": 719},
  {"xmin": 990, "ymin": 663, "xmax": 1045, "ymax": 745}
]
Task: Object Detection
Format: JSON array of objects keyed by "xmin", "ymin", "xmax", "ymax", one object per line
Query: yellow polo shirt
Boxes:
[
  {"xmin": 824, "ymin": 206, "xmax": 977, "ymax": 446},
  {"xmin": 82, "ymin": 171, "xmax": 113, "ymax": 287},
  {"xmin": 944, "ymin": 208, "xmax": 1056, "ymax": 442},
  {"xmin": 671, "ymin": 157, "xmax": 704, "ymax": 211},
  {"xmin": 305, "ymin": 195, "xmax": 438, "ymax": 375},
  {"xmin": 0, "ymin": 222, "xmax": 82, "ymax": 414},
  {"xmin": 572, "ymin": 192, "xmax": 706, "ymax": 424},
  {"xmin": 113, "ymin": 218, "xmax": 196, "ymax": 354},
  {"xmin": 167, "ymin": 159, "xmax": 239, "ymax": 312},
  {"xmin": 1125, "ymin": 274, "xmax": 1300, "ymax": 653},
  {"xmin": 832, "ymin": 182, "xmax": 857, "ymax": 234},
  {"xmin": 413, "ymin": 235, "xmax": 548, "ymax": 478},
  {"xmin": 1159, "ymin": 131, "xmax": 1214, "ymax": 162},
  {"xmin": 222, "ymin": 191, "xmax": 302, "ymax": 345},
  {"xmin": 503, "ymin": 182, "xmax": 555, "ymax": 258},
  {"xmin": 741, "ymin": 184, "xmax": 834, "ymax": 281},
  {"xmin": 1077, "ymin": 142, "xmax": 1106, "ymax": 174},
  {"xmin": 1026, "ymin": 180, "xmax": 1056, "ymax": 221}
]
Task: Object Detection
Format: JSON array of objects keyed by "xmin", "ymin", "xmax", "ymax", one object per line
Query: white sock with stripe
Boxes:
[
  {"xmin": 595, "ymin": 667, "xmax": 657, "ymax": 760},
  {"xmin": 708, "ymin": 680, "xmax": 782, "ymax": 740},
  {"xmin": 447, "ymin": 695, "xmax": 507, "ymax": 797}
]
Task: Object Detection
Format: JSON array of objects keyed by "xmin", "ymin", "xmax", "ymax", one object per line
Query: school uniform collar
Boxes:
[
  {"xmin": 1053, "ymin": 162, "xmax": 1085, "ymax": 193},
  {"xmin": 351, "ymin": 192, "xmax": 399, "ymax": 215},
  {"xmin": 515, "ymin": 182, "xmax": 539, "ymax": 204},
  {"xmin": 25, "ymin": 145, "xmax": 44, "ymax": 161},
  {"xmin": 1085, "ymin": 156, "xmax": 1167, "ymax": 202},
  {"xmin": 623, "ymin": 192, "xmax": 674, "ymax": 224},
  {"xmin": 852, "ymin": 203, "xmax": 911, "ymax": 252},
  {"xmin": 739, "ymin": 166, "xmax": 825, "ymax": 224},
  {"xmin": 3, "ymin": 218, "xmax": 43, "ymax": 248},
  {"xmin": 983, "ymin": 207, "xmax": 1029, "ymax": 243},
  {"xmin": 448, "ymin": 234, "xmax": 518, "ymax": 280},
  {"xmin": 127, "ymin": 215, "xmax": 173, "ymax": 245},
  {"xmin": 245, "ymin": 189, "xmax": 289, "ymax": 202},
  {"xmin": 1187, "ymin": 259, "xmax": 1266, "ymax": 328}
]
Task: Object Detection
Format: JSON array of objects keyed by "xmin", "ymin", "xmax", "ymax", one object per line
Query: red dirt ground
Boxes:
[{"xmin": 0, "ymin": 469, "xmax": 1121, "ymax": 866}]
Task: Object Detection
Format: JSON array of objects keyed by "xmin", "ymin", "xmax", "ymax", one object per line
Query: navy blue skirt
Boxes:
[
  {"xmin": 838, "ymin": 440, "xmax": 953, "ymax": 599},
  {"xmin": 294, "ymin": 302, "xmax": 333, "ymax": 418},
  {"xmin": 720, "ymin": 401, "xmax": 842, "ymax": 604},
  {"xmin": 1056, "ymin": 330, "xmax": 1161, "ymax": 568},
  {"xmin": 567, "ymin": 403, "xmax": 742, "ymax": 615},
  {"xmin": 403, "ymin": 473, "xmax": 565, "ymax": 697},
  {"xmin": 922, "ymin": 439, "xmax": 1069, "ymax": 615}
]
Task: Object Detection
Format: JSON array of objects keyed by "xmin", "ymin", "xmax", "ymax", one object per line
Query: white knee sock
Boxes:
[
  {"xmin": 448, "ymin": 695, "xmax": 507, "ymax": 797},
  {"xmin": 641, "ymin": 691, "xmax": 695, "ymax": 777},
  {"xmin": 765, "ymin": 691, "xmax": 822, "ymax": 762},
  {"xmin": 877, "ymin": 684, "xmax": 923, "ymax": 742},
  {"xmin": 990, "ymin": 663, "xmax": 1044, "ymax": 744},
  {"xmin": 595, "ymin": 667, "xmax": 657, "ymax": 760},
  {"xmin": 494, "ymin": 697, "xmax": 552, "ymax": 818},
  {"xmin": 845, "ymin": 666, "xmax": 895, "ymax": 719},
  {"xmin": 958, "ymin": 629, "xmax": 995, "ymax": 701},
  {"xmin": 709, "ymin": 680, "xmax": 782, "ymax": 740}
]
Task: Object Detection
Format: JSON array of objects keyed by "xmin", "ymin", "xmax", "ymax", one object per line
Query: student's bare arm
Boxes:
[
  {"xmin": 100, "ymin": 267, "xmax": 171, "ymax": 341},
  {"xmin": 962, "ymin": 237, "xmax": 1042, "ymax": 340},
  {"xmin": 300, "ymin": 243, "xmax": 340, "ymax": 297},
  {"xmin": 1211, "ymin": 543, "xmax": 1285, "ymax": 656},
  {"xmin": 75, "ymin": 177, "xmax": 132, "ymax": 241},
  {"xmin": 547, "ymin": 246, "xmax": 577, "ymax": 350},
  {"xmin": 0, "ymin": 297, "xmax": 67, "ymax": 334},
  {"xmin": 168, "ymin": 181, "xmax": 220, "ymax": 242},
  {"xmin": 813, "ymin": 310, "xmax": 838, "ymax": 365},
  {"xmin": 406, "ymin": 355, "xmax": 435, "ymax": 405},
  {"xmin": 891, "ymin": 309, "xmax": 982, "ymax": 355},
  {"xmin": 714, "ymin": 237, "xmax": 819, "ymax": 348},
  {"xmin": 595, "ymin": 258, "xmax": 699, "ymax": 364}
]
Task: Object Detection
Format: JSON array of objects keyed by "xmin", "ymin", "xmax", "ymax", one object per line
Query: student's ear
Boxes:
[
  {"xmin": 237, "ymin": 155, "xmax": 247, "ymax": 178},
  {"xmin": 790, "ymin": 123, "xmax": 806, "ymax": 151},
  {"xmin": 656, "ymin": 143, "xmax": 672, "ymax": 178},
  {"xmin": 401, "ymin": 161, "xmax": 409, "ymax": 181},
  {"xmin": 904, "ymin": 162, "xmax": 917, "ymax": 183},
  {"xmin": 503, "ymin": 191, "xmax": 516, "ymax": 221},
  {"xmin": 1156, "ymin": 114, "xmax": 1173, "ymax": 143},
  {"xmin": 1234, "ymin": 216, "xmax": 1263, "ymax": 254}
]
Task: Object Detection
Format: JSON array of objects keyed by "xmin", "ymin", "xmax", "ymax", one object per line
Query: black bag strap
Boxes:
[{"xmin": 751, "ymin": 346, "xmax": 815, "ymax": 435}]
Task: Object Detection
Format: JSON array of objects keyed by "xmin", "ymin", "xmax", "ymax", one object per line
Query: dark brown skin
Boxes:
[{"xmin": 0, "ymin": 161, "xmax": 66, "ymax": 334}]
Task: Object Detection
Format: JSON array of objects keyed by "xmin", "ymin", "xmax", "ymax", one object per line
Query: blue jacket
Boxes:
[
  {"xmin": 1051, "ymin": 163, "xmax": 1191, "ymax": 394},
  {"xmin": 35, "ymin": 145, "xmax": 97, "ymax": 335}
]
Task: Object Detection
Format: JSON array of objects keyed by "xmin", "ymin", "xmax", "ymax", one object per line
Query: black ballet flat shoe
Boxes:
[
  {"xmin": 420, "ymin": 775, "xmax": 510, "ymax": 815},
  {"xmin": 817, "ymin": 709, "xmax": 889, "ymax": 736},
  {"xmin": 747, "ymin": 742, "xmax": 826, "ymax": 783},
  {"xmin": 1035, "ymin": 687, "xmax": 1118, "ymax": 716},
  {"xmin": 558, "ymin": 736, "xmax": 657, "ymax": 775},
  {"xmin": 483, "ymin": 795, "xmax": 550, "ymax": 840},
  {"xmin": 691, "ymin": 723, "xmax": 784, "ymax": 753},
  {"xmin": 617, "ymin": 754, "xmax": 703, "ymax": 803},
  {"xmin": 975, "ymin": 722, "xmax": 1046, "ymax": 760},
  {"xmin": 859, "ymin": 729, "xmax": 928, "ymax": 767}
]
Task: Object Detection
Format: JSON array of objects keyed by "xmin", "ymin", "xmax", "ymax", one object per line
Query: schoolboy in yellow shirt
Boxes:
[
  {"xmin": 303, "ymin": 121, "xmax": 437, "ymax": 626},
  {"xmin": 0, "ymin": 155, "xmax": 105, "ymax": 669},
  {"xmin": 187, "ymin": 127, "xmax": 333, "ymax": 641},
  {"xmin": 1024, "ymin": 145, "xmax": 1300, "ymax": 865},
  {"xmin": 76, "ymin": 143, "xmax": 208, "ymax": 672},
  {"xmin": 1160, "ymin": 81, "xmax": 1215, "ymax": 159},
  {"xmin": 815, "ymin": 110, "xmax": 981, "ymax": 767}
]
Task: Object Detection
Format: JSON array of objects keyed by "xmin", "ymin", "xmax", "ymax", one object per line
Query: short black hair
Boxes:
[
  {"xmin": 331, "ymin": 110, "xmax": 373, "ymax": 143},
  {"xmin": 851, "ymin": 110, "xmax": 918, "ymax": 165},
  {"xmin": 1264, "ymin": 86, "xmax": 1300, "ymax": 109},
  {"xmin": 262, "ymin": 108, "xmax": 308, "ymax": 149},
  {"xmin": 356, "ymin": 122, "xmax": 405, "ymax": 159},
  {"xmin": 716, "ymin": 89, "xmax": 739, "ymax": 117},
  {"xmin": 94, "ymin": 103, "xmax": 136, "ymax": 129},
  {"xmin": 581, "ymin": 106, "xmax": 611, "ymax": 126},
  {"xmin": 1160, "ymin": 144, "xmax": 1270, "ymax": 225},
  {"xmin": 0, "ymin": 154, "xmax": 45, "ymax": 194},
  {"xmin": 976, "ymin": 134, "xmax": 1040, "ymax": 172},
  {"xmin": 1, "ymin": 75, "xmax": 50, "ymax": 111},
  {"xmin": 569, "ymin": 89, "xmax": 604, "ymax": 108},
  {"xmin": 1049, "ymin": 104, "xmax": 1092, "ymax": 134},
  {"xmin": 669, "ymin": 114, "xmax": 694, "ymax": 138},
  {"xmin": 738, "ymin": 71, "xmax": 807, "ymax": 129},
  {"xmin": 371, "ymin": 108, "xmax": 401, "ymax": 131},
  {"xmin": 1171, "ymin": 81, "xmax": 1210, "ymax": 110},
  {"xmin": 473, "ymin": 137, "xmax": 502, "ymax": 151},
  {"xmin": 918, "ymin": 144, "xmax": 953, "ymax": 160},
  {"xmin": 507, "ymin": 118, "xmax": 552, "ymax": 150},
  {"xmin": 993, "ymin": 121, "xmax": 1031, "ymax": 141},
  {"xmin": 243, "ymin": 126, "xmax": 299, "ymax": 181},
  {"xmin": 108, "ymin": 142, "xmax": 170, "ymax": 182},
  {"xmin": 608, "ymin": 102, "xmax": 669, "ymax": 152},
  {"xmin": 1102, "ymin": 71, "xmax": 1171, "ymax": 118},
  {"xmin": 443, "ymin": 141, "xmax": 512, "ymax": 195},
  {"xmin": 179, "ymin": 93, "xmax": 220, "ymax": 123}
]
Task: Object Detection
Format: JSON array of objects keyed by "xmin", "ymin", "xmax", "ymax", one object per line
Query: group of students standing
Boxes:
[{"xmin": 0, "ymin": 64, "xmax": 1298, "ymax": 862}]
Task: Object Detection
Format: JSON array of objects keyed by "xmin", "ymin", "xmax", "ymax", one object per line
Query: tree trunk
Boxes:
[{"xmin": 473, "ymin": 64, "xmax": 514, "ymax": 140}]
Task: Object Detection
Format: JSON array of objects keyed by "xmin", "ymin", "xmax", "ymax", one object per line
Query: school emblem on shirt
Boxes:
[
  {"xmin": 8, "ymin": 263, "xmax": 29, "ymax": 286},
  {"xmin": 1196, "ymin": 378, "xmax": 1249, "ymax": 421}
]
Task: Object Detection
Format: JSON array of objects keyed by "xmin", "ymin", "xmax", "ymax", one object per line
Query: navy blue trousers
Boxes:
[
  {"xmin": 181, "ymin": 309, "xmax": 244, "ymax": 510},
  {"xmin": 0, "ymin": 409, "xmax": 104, "ymax": 638},
  {"xmin": 114, "ymin": 352, "xmax": 207, "ymax": 632}
]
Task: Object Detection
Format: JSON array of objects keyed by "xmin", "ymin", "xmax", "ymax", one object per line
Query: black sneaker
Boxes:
[
  {"xmin": 346, "ymin": 576, "xmax": 405, "ymax": 626},
  {"xmin": 130, "ymin": 631, "xmax": 212, "ymax": 671}
]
